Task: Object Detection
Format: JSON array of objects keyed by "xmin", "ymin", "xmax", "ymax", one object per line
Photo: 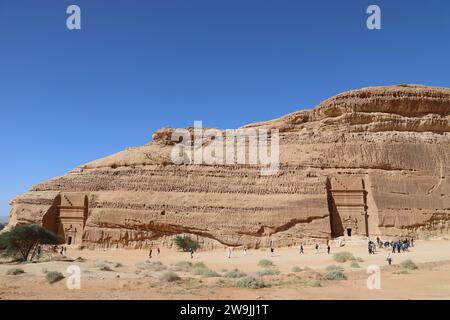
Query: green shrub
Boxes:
[
  {"xmin": 307, "ymin": 279, "xmax": 321, "ymax": 287},
  {"xmin": 350, "ymin": 262, "xmax": 361, "ymax": 268},
  {"xmin": 224, "ymin": 268, "xmax": 247, "ymax": 278},
  {"xmin": 325, "ymin": 265, "xmax": 347, "ymax": 280},
  {"xmin": 0, "ymin": 224, "xmax": 63, "ymax": 261},
  {"xmin": 174, "ymin": 235, "xmax": 200, "ymax": 252},
  {"xmin": 256, "ymin": 269, "xmax": 280, "ymax": 277},
  {"xmin": 46, "ymin": 271, "xmax": 64, "ymax": 284},
  {"xmin": 291, "ymin": 266, "xmax": 302, "ymax": 272},
  {"xmin": 159, "ymin": 271, "xmax": 181, "ymax": 282},
  {"xmin": 400, "ymin": 259, "xmax": 418, "ymax": 270},
  {"xmin": 258, "ymin": 259, "xmax": 274, "ymax": 268},
  {"xmin": 236, "ymin": 276, "xmax": 270, "ymax": 289},
  {"xmin": 333, "ymin": 252, "xmax": 355, "ymax": 263},
  {"xmin": 6, "ymin": 268, "xmax": 24, "ymax": 275}
]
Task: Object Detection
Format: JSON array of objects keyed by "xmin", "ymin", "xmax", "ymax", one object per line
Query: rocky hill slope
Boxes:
[{"xmin": 7, "ymin": 84, "xmax": 450, "ymax": 249}]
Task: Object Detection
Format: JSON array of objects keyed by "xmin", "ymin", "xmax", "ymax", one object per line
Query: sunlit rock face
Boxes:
[{"xmin": 8, "ymin": 84, "xmax": 450, "ymax": 249}]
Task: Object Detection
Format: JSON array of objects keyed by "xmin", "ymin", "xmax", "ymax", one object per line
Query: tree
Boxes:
[
  {"xmin": 174, "ymin": 235, "xmax": 200, "ymax": 252},
  {"xmin": 0, "ymin": 224, "xmax": 63, "ymax": 261}
]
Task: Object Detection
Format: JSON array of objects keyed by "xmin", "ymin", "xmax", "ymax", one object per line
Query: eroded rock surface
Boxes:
[{"xmin": 8, "ymin": 85, "xmax": 450, "ymax": 249}]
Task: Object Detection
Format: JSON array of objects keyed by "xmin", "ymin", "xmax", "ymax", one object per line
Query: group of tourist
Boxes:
[
  {"xmin": 390, "ymin": 238, "xmax": 413, "ymax": 253},
  {"xmin": 146, "ymin": 236, "xmax": 416, "ymax": 264}
]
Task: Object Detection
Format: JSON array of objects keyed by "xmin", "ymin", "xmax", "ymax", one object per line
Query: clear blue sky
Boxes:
[{"xmin": 0, "ymin": 0, "xmax": 449, "ymax": 219}]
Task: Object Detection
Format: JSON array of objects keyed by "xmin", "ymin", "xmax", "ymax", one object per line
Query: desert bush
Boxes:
[
  {"xmin": 99, "ymin": 264, "xmax": 113, "ymax": 271},
  {"xmin": 325, "ymin": 265, "xmax": 347, "ymax": 280},
  {"xmin": 224, "ymin": 268, "xmax": 247, "ymax": 278},
  {"xmin": 174, "ymin": 235, "xmax": 200, "ymax": 252},
  {"xmin": 258, "ymin": 259, "xmax": 274, "ymax": 268},
  {"xmin": 136, "ymin": 261, "xmax": 166, "ymax": 271},
  {"xmin": 400, "ymin": 259, "xmax": 418, "ymax": 270},
  {"xmin": 6, "ymin": 268, "xmax": 24, "ymax": 275},
  {"xmin": 356, "ymin": 257, "xmax": 364, "ymax": 262},
  {"xmin": 307, "ymin": 279, "xmax": 321, "ymax": 287},
  {"xmin": 172, "ymin": 261, "xmax": 193, "ymax": 272},
  {"xmin": 192, "ymin": 261, "xmax": 206, "ymax": 269},
  {"xmin": 75, "ymin": 257, "xmax": 86, "ymax": 262},
  {"xmin": 291, "ymin": 266, "xmax": 302, "ymax": 272},
  {"xmin": 46, "ymin": 271, "xmax": 64, "ymax": 284},
  {"xmin": 256, "ymin": 269, "xmax": 280, "ymax": 277},
  {"xmin": 193, "ymin": 268, "xmax": 220, "ymax": 277},
  {"xmin": 114, "ymin": 262, "xmax": 123, "ymax": 268},
  {"xmin": 236, "ymin": 276, "xmax": 270, "ymax": 289},
  {"xmin": 333, "ymin": 252, "xmax": 355, "ymax": 263},
  {"xmin": 393, "ymin": 270, "xmax": 410, "ymax": 275},
  {"xmin": 0, "ymin": 224, "xmax": 63, "ymax": 261},
  {"xmin": 172, "ymin": 261, "xmax": 219, "ymax": 277},
  {"xmin": 350, "ymin": 262, "xmax": 361, "ymax": 268},
  {"xmin": 160, "ymin": 271, "xmax": 181, "ymax": 282}
]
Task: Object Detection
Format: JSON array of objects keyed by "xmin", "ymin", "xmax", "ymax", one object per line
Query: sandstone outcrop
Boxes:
[{"xmin": 7, "ymin": 84, "xmax": 450, "ymax": 249}]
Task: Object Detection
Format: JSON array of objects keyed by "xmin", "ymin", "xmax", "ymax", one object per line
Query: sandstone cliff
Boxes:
[{"xmin": 8, "ymin": 84, "xmax": 450, "ymax": 249}]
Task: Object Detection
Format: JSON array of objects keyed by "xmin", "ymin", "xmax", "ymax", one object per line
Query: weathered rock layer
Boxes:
[{"xmin": 8, "ymin": 84, "xmax": 450, "ymax": 249}]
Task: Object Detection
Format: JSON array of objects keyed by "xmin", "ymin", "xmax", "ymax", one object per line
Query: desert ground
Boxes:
[{"xmin": 1, "ymin": 239, "xmax": 450, "ymax": 300}]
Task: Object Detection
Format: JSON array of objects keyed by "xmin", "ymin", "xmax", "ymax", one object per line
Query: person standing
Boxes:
[
  {"xmin": 149, "ymin": 248, "xmax": 153, "ymax": 259},
  {"xmin": 327, "ymin": 244, "xmax": 331, "ymax": 255},
  {"xmin": 227, "ymin": 247, "xmax": 232, "ymax": 259},
  {"xmin": 157, "ymin": 247, "xmax": 160, "ymax": 257},
  {"xmin": 299, "ymin": 243, "xmax": 304, "ymax": 254},
  {"xmin": 315, "ymin": 243, "xmax": 319, "ymax": 253},
  {"xmin": 386, "ymin": 252, "xmax": 392, "ymax": 265},
  {"xmin": 190, "ymin": 247, "xmax": 194, "ymax": 259},
  {"xmin": 270, "ymin": 247, "xmax": 275, "ymax": 257},
  {"xmin": 243, "ymin": 246, "xmax": 247, "ymax": 256}
]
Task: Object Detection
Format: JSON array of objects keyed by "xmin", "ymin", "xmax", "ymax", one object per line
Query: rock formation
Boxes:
[{"xmin": 7, "ymin": 84, "xmax": 450, "ymax": 249}]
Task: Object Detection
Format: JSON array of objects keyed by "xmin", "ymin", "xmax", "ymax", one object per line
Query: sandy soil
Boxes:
[{"xmin": 1, "ymin": 240, "xmax": 450, "ymax": 300}]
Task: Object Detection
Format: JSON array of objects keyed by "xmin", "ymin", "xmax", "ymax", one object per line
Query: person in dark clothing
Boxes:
[
  {"xmin": 327, "ymin": 244, "xmax": 331, "ymax": 254},
  {"xmin": 299, "ymin": 243, "xmax": 304, "ymax": 254},
  {"xmin": 149, "ymin": 248, "xmax": 153, "ymax": 259},
  {"xmin": 190, "ymin": 248, "xmax": 194, "ymax": 259}
]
